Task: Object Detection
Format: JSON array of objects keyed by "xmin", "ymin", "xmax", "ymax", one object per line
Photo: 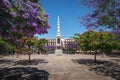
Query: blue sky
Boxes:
[{"xmin": 36, "ymin": 0, "xmax": 92, "ymax": 39}]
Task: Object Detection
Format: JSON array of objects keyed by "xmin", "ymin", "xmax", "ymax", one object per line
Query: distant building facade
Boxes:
[
  {"xmin": 47, "ymin": 39, "xmax": 56, "ymax": 46},
  {"xmin": 47, "ymin": 38, "xmax": 75, "ymax": 50},
  {"xmin": 64, "ymin": 38, "xmax": 75, "ymax": 50}
]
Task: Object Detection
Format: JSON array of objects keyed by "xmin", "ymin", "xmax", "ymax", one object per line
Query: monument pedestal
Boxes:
[{"xmin": 55, "ymin": 49, "xmax": 63, "ymax": 55}]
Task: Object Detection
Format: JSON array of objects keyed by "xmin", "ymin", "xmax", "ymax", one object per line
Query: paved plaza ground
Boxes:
[{"xmin": 0, "ymin": 54, "xmax": 120, "ymax": 80}]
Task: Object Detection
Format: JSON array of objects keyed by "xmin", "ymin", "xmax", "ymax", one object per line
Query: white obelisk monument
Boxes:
[{"xmin": 55, "ymin": 16, "xmax": 63, "ymax": 55}]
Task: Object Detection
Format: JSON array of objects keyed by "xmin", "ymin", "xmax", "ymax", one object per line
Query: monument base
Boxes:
[{"xmin": 55, "ymin": 49, "xmax": 63, "ymax": 55}]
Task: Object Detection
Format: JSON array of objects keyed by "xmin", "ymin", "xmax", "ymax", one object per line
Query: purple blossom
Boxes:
[
  {"xmin": 1, "ymin": 0, "xmax": 12, "ymax": 8},
  {"xmin": 50, "ymin": 45, "xmax": 55, "ymax": 50},
  {"xmin": 112, "ymin": 29, "xmax": 120, "ymax": 38},
  {"xmin": 67, "ymin": 42, "xmax": 77, "ymax": 50},
  {"xmin": 43, "ymin": 45, "xmax": 55, "ymax": 51},
  {"xmin": 16, "ymin": 39, "xmax": 24, "ymax": 44},
  {"xmin": 16, "ymin": 0, "xmax": 24, "ymax": 7},
  {"xmin": 0, "ymin": 0, "xmax": 50, "ymax": 44},
  {"xmin": 35, "ymin": 27, "xmax": 48, "ymax": 34},
  {"xmin": 79, "ymin": 0, "xmax": 120, "ymax": 31},
  {"xmin": 20, "ymin": 23, "xmax": 24, "ymax": 28},
  {"xmin": 10, "ymin": 11, "xmax": 17, "ymax": 17},
  {"xmin": 47, "ymin": 24, "xmax": 51, "ymax": 28},
  {"xmin": 37, "ymin": 16, "xmax": 43, "ymax": 21},
  {"xmin": 0, "ymin": 32, "xmax": 2, "ymax": 36},
  {"xmin": 10, "ymin": 28, "xmax": 17, "ymax": 32},
  {"xmin": 11, "ymin": 25, "xmax": 17, "ymax": 32},
  {"xmin": 18, "ymin": 7, "xmax": 25, "ymax": 11},
  {"xmin": 31, "ymin": 22, "xmax": 37, "ymax": 27},
  {"xmin": 43, "ymin": 13, "xmax": 49, "ymax": 18},
  {"xmin": 26, "ymin": 2, "xmax": 33, "ymax": 9},
  {"xmin": 43, "ymin": 45, "xmax": 48, "ymax": 50},
  {"xmin": 29, "ymin": 8, "xmax": 36, "ymax": 14},
  {"xmin": 27, "ymin": 21, "xmax": 31, "ymax": 26},
  {"xmin": 22, "ymin": 13, "xmax": 29, "ymax": 19},
  {"xmin": 18, "ymin": 0, "xmax": 50, "ymax": 36}
]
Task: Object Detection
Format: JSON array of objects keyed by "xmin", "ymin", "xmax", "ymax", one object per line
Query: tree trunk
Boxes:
[
  {"xmin": 28, "ymin": 47, "xmax": 31, "ymax": 63},
  {"xmin": 28, "ymin": 53, "xmax": 31, "ymax": 63},
  {"xmin": 94, "ymin": 51, "xmax": 97, "ymax": 63}
]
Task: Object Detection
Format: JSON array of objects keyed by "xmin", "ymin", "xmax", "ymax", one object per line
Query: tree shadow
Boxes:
[
  {"xmin": 0, "ymin": 59, "xmax": 13, "ymax": 64},
  {"xmin": 111, "ymin": 59, "xmax": 120, "ymax": 62},
  {"xmin": 107, "ymin": 55, "xmax": 120, "ymax": 58},
  {"xmin": 72, "ymin": 59, "xmax": 108, "ymax": 66},
  {"xmin": 14, "ymin": 59, "xmax": 48, "ymax": 66},
  {"xmin": 0, "ymin": 67, "xmax": 49, "ymax": 80},
  {"xmin": 72, "ymin": 59, "xmax": 120, "ymax": 80},
  {"xmin": 106, "ymin": 52, "xmax": 120, "ymax": 58}
]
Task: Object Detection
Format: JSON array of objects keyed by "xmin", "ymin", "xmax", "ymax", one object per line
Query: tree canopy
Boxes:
[
  {"xmin": 0, "ymin": 0, "xmax": 50, "ymax": 44},
  {"xmin": 73, "ymin": 30, "xmax": 118, "ymax": 53},
  {"xmin": 79, "ymin": 0, "xmax": 120, "ymax": 38}
]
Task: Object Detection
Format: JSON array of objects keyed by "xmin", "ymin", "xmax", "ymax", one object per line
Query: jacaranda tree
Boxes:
[
  {"xmin": 0, "ymin": 0, "xmax": 50, "ymax": 44},
  {"xmin": 79, "ymin": 0, "xmax": 120, "ymax": 38},
  {"xmin": 0, "ymin": 0, "xmax": 13, "ymax": 38},
  {"xmin": 0, "ymin": 0, "xmax": 50, "ymax": 56}
]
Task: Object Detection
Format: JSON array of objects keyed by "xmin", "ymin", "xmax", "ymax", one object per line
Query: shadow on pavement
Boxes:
[
  {"xmin": 0, "ymin": 67, "xmax": 49, "ymax": 80},
  {"xmin": 14, "ymin": 59, "xmax": 48, "ymax": 66},
  {"xmin": 72, "ymin": 59, "xmax": 120, "ymax": 80},
  {"xmin": 107, "ymin": 55, "xmax": 120, "ymax": 58},
  {"xmin": 0, "ymin": 59, "xmax": 13, "ymax": 64},
  {"xmin": 107, "ymin": 52, "xmax": 120, "ymax": 58},
  {"xmin": 0, "ymin": 59, "xmax": 48, "ymax": 66},
  {"xmin": 72, "ymin": 59, "xmax": 109, "ymax": 66},
  {"xmin": 111, "ymin": 59, "xmax": 120, "ymax": 62}
]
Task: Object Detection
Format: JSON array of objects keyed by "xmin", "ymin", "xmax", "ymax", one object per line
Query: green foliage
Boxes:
[
  {"xmin": 74, "ymin": 30, "xmax": 119, "ymax": 53},
  {"xmin": 80, "ymin": 30, "xmax": 96, "ymax": 52},
  {"xmin": 30, "ymin": 0, "xmax": 38, "ymax": 2},
  {"xmin": 99, "ymin": 42, "xmax": 112, "ymax": 53},
  {"xmin": 99, "ymin": 15, "xmax": 112, "ymax": 26},
  {"xmin": 23, "ymin": 37, "xmax": 48, "ymax": 54},
  {"xmin": 7, "ymin": 44, "xmax": 15, "ymax": 53},
  {"xmin": 117, "ymin": 45, "xmax": 120, "ymax": 50},
  {"xmin": 115, "ymin": 41, "xmax": 120, "ymax": 50},
  {"xmin": 25, "ymin": 39, "xmax": 34, "ymax": 48},
  {"xmin": 0, "ymin": 38, "xmax": 6, "ymax": 53},
  {"xmin": 35, "ymin": 38, "xmax": 48, "ymax": 53},
  {"xmin": 0, "ymin": 37, "xmax": 15, "ymax": 54}
]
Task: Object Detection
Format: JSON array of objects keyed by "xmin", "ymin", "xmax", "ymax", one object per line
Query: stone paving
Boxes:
[{"xmin": 0, "ymin": 54, "xmax": 119, "ymax": 80}]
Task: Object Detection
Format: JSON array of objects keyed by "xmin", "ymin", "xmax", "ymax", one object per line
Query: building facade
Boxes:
[
  {"xmin": 64, "ymin": 38, "xmax": 75, "ymax": 50},
  {"xmin": 47, "ymin": 39, "xmax": 56, "ymax": 47}
]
